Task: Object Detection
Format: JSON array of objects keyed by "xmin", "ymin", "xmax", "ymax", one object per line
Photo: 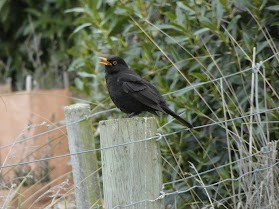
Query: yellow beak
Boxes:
[{"xmin": 99, "ymin": 57, "xmax": 112, "ymax": 66}]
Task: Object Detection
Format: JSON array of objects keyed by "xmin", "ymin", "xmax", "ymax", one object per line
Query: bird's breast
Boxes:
[{"xmin": 106, "ymin": 76, "xmax": 126, "ymax": 99}]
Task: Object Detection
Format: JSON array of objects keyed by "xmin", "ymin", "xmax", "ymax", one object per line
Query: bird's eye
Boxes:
[{"xmin": 112, "ymin": 61, "xmax": 117, "ymax": 65}]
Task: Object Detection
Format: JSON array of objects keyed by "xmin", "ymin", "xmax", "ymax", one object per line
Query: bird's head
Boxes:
[{"xmin": 99, "ymin": 56, "xmax": 128, "ymax": 73}]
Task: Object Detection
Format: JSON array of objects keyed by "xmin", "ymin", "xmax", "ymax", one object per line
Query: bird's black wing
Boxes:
[{"xmin": 119, "ymin": 73, "xmax": 165, "ymax": 112}]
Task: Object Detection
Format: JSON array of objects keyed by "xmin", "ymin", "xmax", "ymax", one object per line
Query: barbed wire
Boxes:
[{"xmin": 1, "ymin": 52, "xmax": 278, "ymax": 151}]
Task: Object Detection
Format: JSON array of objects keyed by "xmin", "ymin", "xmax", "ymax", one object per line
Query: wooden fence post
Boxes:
[
  {"xmin": 64, "ymin": 103, "xmax": 101, "ymax": 209},
  {"xmin": 99, "ymin": 117, "xmax": 164, "ymax": 209}
]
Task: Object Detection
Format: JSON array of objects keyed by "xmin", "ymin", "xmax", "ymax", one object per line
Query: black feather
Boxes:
[{"xmin": 102, "ymin": 56, "xmax": 192, "ymax": 128}]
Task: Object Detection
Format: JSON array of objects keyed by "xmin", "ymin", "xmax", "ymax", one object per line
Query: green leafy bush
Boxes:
[
  {"xmin": 0, "ymin": 0, "xmax": 77, "ymax": 89},
  {"xmin": 68, "ymin": 0, "xmax": 279, "ymax": 207},
  {"xmin": 1, "ymin": 0, "xmax": 278, "ymax": 207}
]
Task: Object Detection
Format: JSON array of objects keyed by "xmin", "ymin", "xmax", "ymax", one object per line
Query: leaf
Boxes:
[
  {"xmin": 194, "ymin": 28, "xmax": 210, "ymax": 36},
  {"xmin": 190, "ymin": 72, "xmax": 208, "ymax": 81},
  {"xmin": 25, "ymin": 8, "xmax": 41, "ymax": 17},
  {"xmin": 165, "ymin": 36, "xmax": 189, "ymax": 44},
  {"xmin": 114, "ymin": 7, "xmax": 127, "ymax": 15},
  {"xmin": 73, "ymin": 23, "xmax": 92, "ymax": 33},
  {"xmin": 74, "ymin": 77, "xmax": 84, "ymax": 90},
  {"xmin": 0, "ymin": 0, "xmax": 8, "ymax": 11},
  {"xmin": 215, "ymin": 0, "xmax": 224, "ymax": 27},
  {"xmin": 67, "ymin": 59, "xmax": 85, "ymax": 72},
  {"xmin": 265, "ymin": 5, "xmax": 279, "ymax": 11},
  {"xmin": 256, "ymin": 41, "xmax": 269, "ymax": 53},
  {"xmin": 203, "ymin": 156, "xmax": 221, "ymax": 165},
  {"xmin": 175, "ymin": 7, "xmax": 185, "ymax": 25},
  {"xmin": 149, "ymin": 24, "xmax": 183, "ymax": 32},
  {"xmin": 176, "ymin": 1, "xmax": 196, "ymax": 15},
  {"xmin": 271, "ymin": 21, "xmax": 279, "ymax": 26},
  {"xmin": 64, "ymin": 7, "xmax": 86, "ymax": 13},
  {"xmin": 78, "ymin": 72, "xmax": 95, "ymax": 78}
]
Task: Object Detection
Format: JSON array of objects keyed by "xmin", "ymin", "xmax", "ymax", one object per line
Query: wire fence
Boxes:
[
  {"xmin": 1, "ymin": 52, "xmax": 278, "ymax": 151},
  {"xmin": 0, "ymin": 52, "xmax": 279, "ymax": 209},
  {"xmin": 108, "ymin": 159, "xmax": 279, "ymax": 209},
  {"xmin": 0, "ymin": 106, "xmax": 278, "ymax": 170}
]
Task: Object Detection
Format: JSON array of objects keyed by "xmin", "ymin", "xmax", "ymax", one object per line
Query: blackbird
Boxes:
[{"xmin": 99, "ymin": 56, "xmax": 192, "ymax": 128}]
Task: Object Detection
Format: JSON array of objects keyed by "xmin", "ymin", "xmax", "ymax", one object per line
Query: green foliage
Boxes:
[
  {"xmin": 68, "ymin": 0, "xmax": 279, "ymax": 207},
  {"xmin": 1, "ymin": 0, "xmax": 278, "ymax": 207},
  {"xmin": 0, "ymin": 0, "xmax": 78, "ymax": 89}
]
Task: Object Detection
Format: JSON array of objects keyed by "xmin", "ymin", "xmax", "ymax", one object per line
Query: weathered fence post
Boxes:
[
  {"xmin": 99, "ymin": 117, "xmax": 164, "ymax": 209},
  {"xmin": 64, "ymin": 103, "xmax": 101, "ymax": 209}
]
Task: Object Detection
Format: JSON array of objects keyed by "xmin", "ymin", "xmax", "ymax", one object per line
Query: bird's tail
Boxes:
[{"xmin": 162, "ymin": 106, "xmax": 193, "ymax": 128}]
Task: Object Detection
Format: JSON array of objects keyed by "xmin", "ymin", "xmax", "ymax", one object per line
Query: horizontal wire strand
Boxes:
[
  {"xmin": 0, "ymin": 53, "xmax": 278, "ymax": 150},
  {"xmin": 111, "ymin": 159, "xmax": 279, "ymax": 208},
  {"xmin": 1, "ymin": 106, "xmax": 278, "ymax": 169}
]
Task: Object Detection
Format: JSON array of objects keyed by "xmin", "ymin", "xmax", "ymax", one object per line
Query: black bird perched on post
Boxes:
[{"xmin": 99, "ymin": 56, "xmax": 192, "ymax": 128}]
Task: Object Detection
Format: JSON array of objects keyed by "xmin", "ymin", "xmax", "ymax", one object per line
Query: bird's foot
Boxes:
[{"xmin": 126, "ymin": 112, "xmax": 136, "ymax": 118}]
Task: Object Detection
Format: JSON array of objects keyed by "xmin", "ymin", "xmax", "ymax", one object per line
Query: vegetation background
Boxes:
[{"xmin": 0, "ymin": 0, "xmax": 278, "ymax": 208}]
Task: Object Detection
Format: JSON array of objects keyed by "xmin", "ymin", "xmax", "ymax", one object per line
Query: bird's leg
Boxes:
[
  {"xmin": 126, "ymin": 112, "xmax": 137, "ymax": 118},
  {"xmin": 150, "ymin": 111, "xmax": 159, "ymax": 116}
]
